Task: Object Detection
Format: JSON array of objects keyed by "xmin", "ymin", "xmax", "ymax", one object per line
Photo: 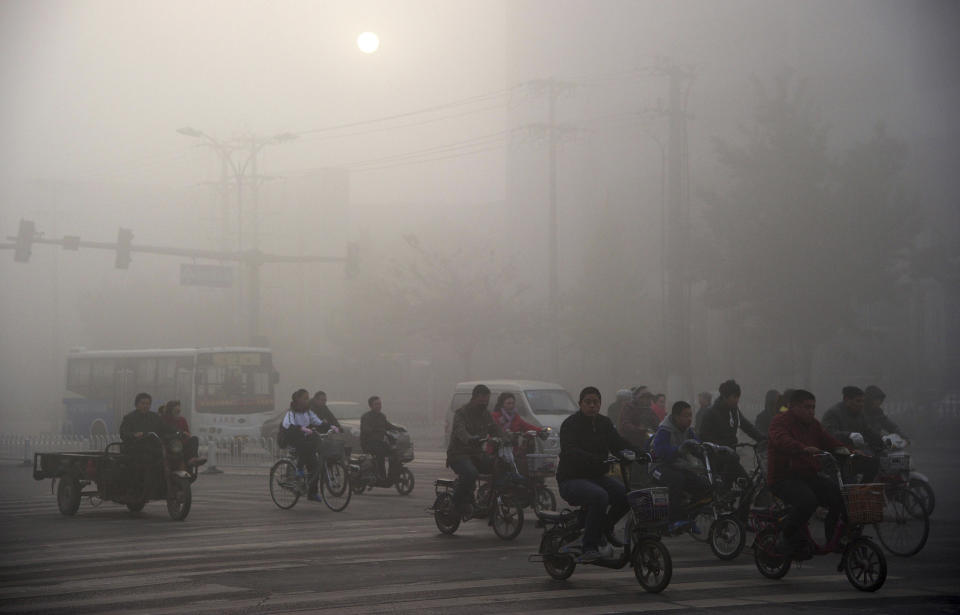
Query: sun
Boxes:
[{"xmin": 357, "ymin": 32, "xmax": 380, "ymax": 54}]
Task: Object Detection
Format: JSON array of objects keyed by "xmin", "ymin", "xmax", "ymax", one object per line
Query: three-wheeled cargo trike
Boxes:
[{"xmin": 33, "ymin": 432, "xmax": 200, "ymax": 521}]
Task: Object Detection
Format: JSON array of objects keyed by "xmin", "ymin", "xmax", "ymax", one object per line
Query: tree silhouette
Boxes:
[{"xmin": 701, "ymin": 71, "xmax": 916, "ymax": 384}]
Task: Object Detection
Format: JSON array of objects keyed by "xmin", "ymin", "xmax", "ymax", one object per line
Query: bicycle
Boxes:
[
  {"xmin": 269, "ymin": 432, "xmax": 352, "ymax": 512},
  {"xmin": 752, "ymin": 452, "xmax": 887, "ymax": 592},
  {"xmin": 660, "ymin": 441, "xmax": 747, "ymax": 560},
  {"xmin": 529, "ymin": 451, "xmax": 673, "ymax": 593}
]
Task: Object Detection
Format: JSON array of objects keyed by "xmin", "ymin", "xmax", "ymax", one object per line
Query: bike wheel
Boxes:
[
  {"xmin": 166, "ymin": 476, "xmax": 192, "ymax": 521},
  {"xmin": 534, "ymin": 485, "xmax": 557, "ymax": 513},
  {"xmin": 433, "ymin": 493, "xmax": 460, "ymax": 535},
  {"xmin": 541, "ymin": 532, "xmax": 576, "ymax": 580},
  {"xmin": 492, "ymin": 495, "xmax": 524, "ymax": 540},
  {"xmin": 909, "ymin": 478, "xmax": 935, "ymax": 516},
  {"xmin": 633, "ymin": 538, "xmax": 672, "ymax": 593},
  {"xmin": 753, "ymin": 529, "xmax": 791, "ymax": 579},
  {"xmin": 692, "ymin": 511, "xmax": 712, "ymax": 542},
  {"xmin": 321, "ymin": 460, "xmax": 352, "ymax": 512},
  {"xmin": 874, "ymin": 486, "xmax": 929, "ymax": 557},
  {"xmin": 709, "ymin": 514, "xmax": 745, "ymax": 560},
  {"xmin": 269, "ymin": 460, "xmax": 301, "ymax": 510},
  {"xmin": 57, "ymin": 476, "xmax": 81, "ymax": 516},
  {"xmin": 395, "ymin": 467, "xmax": 415, "ymax": 496},
  {"xmin": 843, "ymin": 537, "xmax": 887, "ymax": 592}
]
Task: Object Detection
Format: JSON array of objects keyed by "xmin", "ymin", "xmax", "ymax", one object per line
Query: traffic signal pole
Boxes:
[{"xmin": 3, "ymin": 220, "xmax": 359, "ymax": 345}]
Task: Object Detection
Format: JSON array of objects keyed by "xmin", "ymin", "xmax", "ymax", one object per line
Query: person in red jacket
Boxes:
[
  {"xmin": 160, "ymin": 400, "xmax": 205, "ymax": 470},
  {"xmin": 768, "ymin": 389, "xmax": 850, "ymax": 555},
  {"xmin": 491, "ymin": 392, "xmax": 544, "ymax": 468}
]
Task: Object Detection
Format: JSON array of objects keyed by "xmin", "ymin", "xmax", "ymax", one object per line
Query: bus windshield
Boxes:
[{"xmin": 196, "ymin": 351, "xmax": 275, "ymax": 415}]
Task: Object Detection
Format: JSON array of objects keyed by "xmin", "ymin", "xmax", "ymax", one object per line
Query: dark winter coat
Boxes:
[{"xmin": 557, "ymin": 411, "xmax": 633, "ymax": 483}]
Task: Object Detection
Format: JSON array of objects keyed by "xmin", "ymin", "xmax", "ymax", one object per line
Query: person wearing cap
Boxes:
[
  {"xmin": 863, "ymin": 386, "xmax": 906, "ymax": 439},
  {"xmin": 606, "ymin": 389, "xmax": 632, "ymax": 430}
]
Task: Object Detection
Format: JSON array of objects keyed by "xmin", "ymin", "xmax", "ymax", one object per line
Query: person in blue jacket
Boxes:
[{"xmin": 649, "ymin": 401, "xmax": 710, "ymax": 528}]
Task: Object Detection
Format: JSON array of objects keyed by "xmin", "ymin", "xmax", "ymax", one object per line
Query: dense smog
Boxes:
[{"xmin": 0, "ymin": 2, "xmax": 957, "ymax": 614}]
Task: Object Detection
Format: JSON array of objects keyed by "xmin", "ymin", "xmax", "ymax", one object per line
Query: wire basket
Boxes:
[
  {"xmin": 842, "ymin": 483, "xmax": 885, "ymax": 525},
  {"xmin": 317, "ymin": 434, "xmax": 346, "ymax": 460},
  {"xmin": 525, "ymin": 454, "xmax": 557, "ymax": 477},
  {"xmin": 628, "ymin": 487, "xmax": 670, "ymax": 523},
  {"xmin": 879, "ymin": 452, "xmax": 910, "ymax": 474}
]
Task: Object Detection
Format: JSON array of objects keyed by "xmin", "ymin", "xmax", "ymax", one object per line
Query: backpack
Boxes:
[{"xmin": 276, "ymin": 411, "xmax": 293, "ymax": 448}]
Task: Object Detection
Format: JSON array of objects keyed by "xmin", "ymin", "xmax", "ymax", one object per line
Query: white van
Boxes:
[{"xmin": 444, "ymin": 380, "xmax": 578, "ymax": 454}]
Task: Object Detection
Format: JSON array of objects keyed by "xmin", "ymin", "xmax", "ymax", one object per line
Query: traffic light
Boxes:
[
  {"xmin": 13, "ymin": 219, "xmax": 36, "ymax": 263},
  {"xmin": 345, "ymin": 242, "xmax": 359, "ymax": 278},
  {"xmin": 115, "ymin": 228, "xmax": 133, "ymax": 269}
]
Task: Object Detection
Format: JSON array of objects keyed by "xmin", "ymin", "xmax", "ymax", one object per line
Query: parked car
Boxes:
[
  {"xmin": 260, "ymin": 401, "xmax": 364, "ymax": 454},
  {"xmin": 444, "ymin": 380, "xmax": 575, "ymax": 455}
]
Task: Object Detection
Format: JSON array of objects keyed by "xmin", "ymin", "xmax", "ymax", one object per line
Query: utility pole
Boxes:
[
  {"xmin": 655, "ymin": 60, "xmax": 695, "ymax": 400},
  {"xmin": 177, "ymin": 128, "xmax": 297, "ymax": 345},
  {"xmin": 520, "ymin": 78, "xmax": 575, "ymax": 378}
]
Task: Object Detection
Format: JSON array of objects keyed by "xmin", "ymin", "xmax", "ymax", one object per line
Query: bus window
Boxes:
[
  {"xmin": 67, "ymin": 359, "xmax": 91, "ymax": 394},
  {"xmin": 91, "ymin": 360, "xmax": 115, "ymax": 392},
  {"xmin": 158, "ymin": 358, "xmax": 177, "ymax": 387},
  {"xmin": 252, "ymin": 371, "xmax": 270, "ymax": 395},
  {"xmin": 136, "ymin": 358, "xmax": 157, "ymax": 387}
]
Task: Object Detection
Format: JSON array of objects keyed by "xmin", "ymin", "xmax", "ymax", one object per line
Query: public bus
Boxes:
[{"xmin": 63, "ymin": 347, "xmax": 278, "ymax": 439}]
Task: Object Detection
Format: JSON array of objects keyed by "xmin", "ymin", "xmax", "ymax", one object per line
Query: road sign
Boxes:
[{"xmin": 180, "ymin": 263, "xmax": 234, "ymax": 288}]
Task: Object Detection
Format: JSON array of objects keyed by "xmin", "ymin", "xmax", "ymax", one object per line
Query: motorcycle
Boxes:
[
  {"xmin": 431, "ymin": 436, "xmax": 526, "ymax": 540},
  {"xmin": 348, "ymin": 428, "xmax": 415, "ymax": 496},
  {"xmin": 528, "ymin": 451, "xmax": 674, "ymax": 593}
]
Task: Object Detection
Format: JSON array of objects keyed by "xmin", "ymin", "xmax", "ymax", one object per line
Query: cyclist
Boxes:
[
  {"xmin": 360, "ymin": 395, "xmax": 401, "ymax": 485},
  {"xmin": 822, "ymin": 386, "xmax": 881, "ymax": 482},
  {"xmin": 446, "ymin": 384, "xmax": 504, "ymax": 516},
  {"xmin": 863, "ymin": 385, "xmax": 907, "ymax": 440},
  {"xmin": 280, "ymin": 388, "xmax": 331, "ymax": 502},
  {"xmin": 557, "ymin": 386, "xmax": 636, "ymax": 563},
  {"xmin": 699, "ymin": 379, "xmax": 765, "ymax": 489},
  {"xmin": 491, "ymin": 392, "xmax": 544, "ymax": 468},
  {"xmin": 649, "ymin": 401, "xmax": 710, "ymax": 530},
  {"xmin": 754, "ymin": 389, "xmax": 782, "ymax": 436},
  {"xmin": 768, "ymin": 389, "xmax": 850, "ymax": 555},
  {"xmin": 618, "ymin": 389, "xmax": 660, "ymax": 448}
]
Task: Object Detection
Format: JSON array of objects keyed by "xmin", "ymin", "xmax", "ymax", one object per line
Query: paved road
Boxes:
[{"xmin": 0, "ymin": 447, "xmax": 957, "ymax": 614}]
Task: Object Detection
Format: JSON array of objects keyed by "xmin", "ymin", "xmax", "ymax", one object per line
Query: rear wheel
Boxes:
[
  {"xmin": 492, "ymin": 494, "xmax": 524, "ymax": 540},
  {"xmin": 321, "ymin": 460, "xmax": 352, "ymax": 512},
  {"xmin": 57, "ymin": 476, "xmax": 81, "ymax": 516},
  {"xmin": 633, "ymin": 538, "xmax": 672, "ymax": 593},
  {"xmin": 874, "ymin": 487, "xmax": 929, "ymax": 557},
  {"xmin": 395, "ymin": 467, "xmax": 415, "ymax": 496},
  {"xmin": 541, "ymin": 533, "xmax": 577, "ymax": 580},
  {"xmin": 909, "ymin": 479, "xmax": 935, "ymax": 516},
  {"xmin": 844, "ymin": 537, "xmax": 887, "ymax": 592},
  {"xmin": 709, "ymin": 514, "xmax": 745, "ymax": 560},
  {"xmin": 433, "ymin": 493, "xmax": 460, "ymax": 535},
  {"xmin": 754, "ymin": 529, "xmax": 791, "ymax": 579},
  {"xmin": 269, "ymin": 460, "xmax": 301, "ymax": 510},
  {"xmin": 166, "ymin": 477, "xmax": 192, "ymax": 521}
]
